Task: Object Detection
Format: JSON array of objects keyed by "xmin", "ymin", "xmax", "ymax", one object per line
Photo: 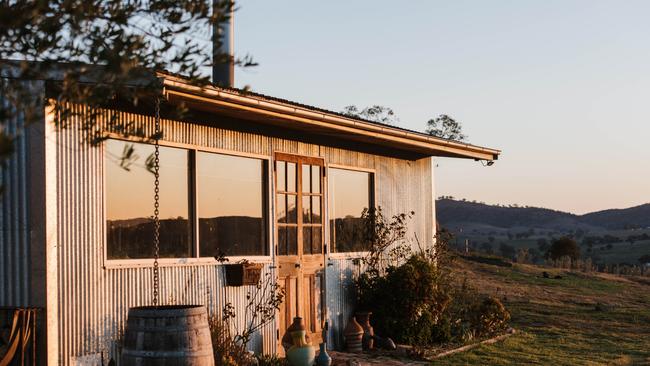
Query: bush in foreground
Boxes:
[{"xmin": 357, "ymin": 252, "xmax": 510, "ymax": 347}]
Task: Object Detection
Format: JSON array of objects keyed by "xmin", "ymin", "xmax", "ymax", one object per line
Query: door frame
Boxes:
[{"xmin": 273, "ymin": 152, "xmax": 328, "ymax": 352}]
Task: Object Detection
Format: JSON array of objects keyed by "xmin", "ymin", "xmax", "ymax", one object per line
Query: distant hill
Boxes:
[
  {"xmin": 580, "ymin": 204, "xmax": 650, "ymax": 230},
  {"xmin": 436, "ymin": 199, "xmax": 650, "ymax": 232}
]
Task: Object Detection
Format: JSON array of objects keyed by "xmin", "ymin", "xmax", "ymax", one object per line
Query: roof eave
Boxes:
[{"xmin": 159, "ymin": 74, "xmax": 501, "ymax": 161}]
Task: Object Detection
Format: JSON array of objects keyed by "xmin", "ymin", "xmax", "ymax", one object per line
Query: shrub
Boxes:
[
  {"xmin": 472, "ymin": 297, "xmax": 510, "ymax": 336},
  {"xmin": 209, "ymin": 316, "xmax": 253, "ymax": 366},
  {"xmin": 256, "ymin": 354, "xmax": 287, "ymax": 366},
  {"xmin": 358, "ymin": 254, "xmax": 452, "ymax": 346},
  {"xmin": 355, "ymin": 220, "xmax": 511, "ymax": 347},
  {"xmin": 358, "ymin": 207, "xmax": 414, "ymax": 277},
  {"xmin": 358, "ymin": 254, "xmax": 511, "ymax": 346},
  {"xmin": 210, "ymin": 271, "xmax": 284, "ymax": 366}
]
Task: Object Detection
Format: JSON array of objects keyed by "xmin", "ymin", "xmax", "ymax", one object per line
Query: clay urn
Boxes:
[
  {"xmin": 282, "ymin": 317, "xmax": 312, "ymax": 353},
  {"xmin": 343, "ymin": 316, "xmax": 364, "ymax": 353},
  {"xmin": 355, "ymin": 312, "xmax": 375, "ymax": 350}
]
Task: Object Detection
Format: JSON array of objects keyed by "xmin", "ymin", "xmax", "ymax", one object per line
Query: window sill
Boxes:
[
  {"xmin": 103, "ymin": 256, "xmax": 273, "ymax": 269},
  {"xmin": 327, "ymin": 252, "xmax": 369, "ymax": 261}
]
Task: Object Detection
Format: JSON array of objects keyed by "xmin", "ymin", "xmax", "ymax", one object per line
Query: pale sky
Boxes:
[{"xmin": 231, "ymin": 0, "xmax": 650, "ymax": 215}]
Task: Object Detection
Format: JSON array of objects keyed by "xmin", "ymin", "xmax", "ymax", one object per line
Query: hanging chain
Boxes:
[{"xmin": 152, "ymin": 97, "xmax": 161, "ymax": 307}]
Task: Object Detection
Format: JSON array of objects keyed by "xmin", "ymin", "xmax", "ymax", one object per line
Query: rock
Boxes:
[{"xmin": 373, "ymin": 335, "xmax": 396, "ymax": 350}]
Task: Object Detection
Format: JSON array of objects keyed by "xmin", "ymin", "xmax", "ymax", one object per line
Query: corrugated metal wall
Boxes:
[
  {"xmin": 321, "ymin": 147, "xmax": 434, "ymax": 350},
  {"xmin": 0, "ymin": 87, "xmax": 31, "ymax": 307},
  {"xmin": 51, "ymin": 103, "xmax": 434, "ymax": 364}
]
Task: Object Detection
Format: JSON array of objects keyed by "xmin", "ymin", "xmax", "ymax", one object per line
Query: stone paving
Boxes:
[{"xmin": 328, "ymin": 350, "xmax": 430, "ymax": 366}]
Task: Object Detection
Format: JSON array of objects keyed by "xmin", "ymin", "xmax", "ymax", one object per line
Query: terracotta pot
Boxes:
[
  {"xmin": 355, "ymin": 312, "xmax": 375, "ymax": 350},
  {"xmin": 343, "ymin": 316, "xmax": 364, "ymax": 353},
  {"xmin": 282, "ymin": 317, "xmax": 312, "ymax": 353}
]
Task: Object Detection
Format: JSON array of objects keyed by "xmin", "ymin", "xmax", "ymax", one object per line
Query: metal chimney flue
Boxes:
[{"xmin": 212, "ymin": 1, "xmax": 234, "ymax": 87}]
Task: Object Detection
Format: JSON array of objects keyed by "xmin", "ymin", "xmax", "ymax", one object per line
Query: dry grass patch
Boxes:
[{"xmin": 433, "ymin": 256, "xmax": 650, "ymax": 365}]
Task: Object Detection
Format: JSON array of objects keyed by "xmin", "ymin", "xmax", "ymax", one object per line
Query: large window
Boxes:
[
  {"xmin": 197, "ymin": 152, "xmax": 267, "ymax": 257},
  {"xmin": 106, "ymin": 140, "xmax": 191, "ymax": 259},
  {"xmin": 328, "ymin": 168, "xmax": 374, "ymax": 253},
  {"xmin": 105, "ymin": 139, "xmax": 268, "ymax": 261}
]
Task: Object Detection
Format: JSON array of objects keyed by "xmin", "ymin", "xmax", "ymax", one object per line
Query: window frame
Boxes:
[
  {"xmin": 326, "ymin": 163, "xmax": 376, "ymax": 259},
  {"xmin": 102, "ymin": 135, "xmax": 273, "ymax": 269},
  {"xmin": 273, "ymin": 152, "xmax": 326, "ymax": 258}
]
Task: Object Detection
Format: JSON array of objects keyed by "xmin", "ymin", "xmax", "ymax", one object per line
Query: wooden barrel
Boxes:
[{"xmin": 122, "ymin": 305, "xmax": 214, "ymax": 366}]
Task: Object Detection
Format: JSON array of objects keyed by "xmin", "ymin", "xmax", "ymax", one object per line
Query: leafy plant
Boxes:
[
  {"xmin": 209, "ymin": 315, "xmax": 253, "ymax": 366},
  {"xmin": 355, "ymin": 220, "xmax": 510, "ymax": 348},
  {"xmin": 359, "ymin": 207, "xmax": 414, "ymax": 277},
  {"xmin": 473, "ymin": 297, "xmax": 510, "ymax": 336},
  {"xmin": 211, "ymin": 271, "xmax": 284, "ymax": 365},
  {"xmin": 357, "ymin": 253, "xmax": 452, "ymax": 346},
  {"xmin": 255, "ymin": 354, "xmax": 287, "ymax": 366},
  {"xmin": 0, "ymin": 0, "xmax": 257, "ymax": 187}
]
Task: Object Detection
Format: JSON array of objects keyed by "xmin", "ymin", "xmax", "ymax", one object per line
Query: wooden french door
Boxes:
[{"xmin": 274, "ymin": 153, "xmax": 325, "ymax": 352}]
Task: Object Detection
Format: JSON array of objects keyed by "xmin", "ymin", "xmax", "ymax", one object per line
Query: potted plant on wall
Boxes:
[{"xmin": 223, "ymin": 259, "xmax": 263, "ymax": 287}]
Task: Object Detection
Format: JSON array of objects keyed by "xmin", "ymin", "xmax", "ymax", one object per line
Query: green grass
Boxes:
[
  {"xmin": 592, "ymin": 240, "xmax": 650, "ymax": 265},
  {"xmin": 434, "ymin": 257, "xmax": 650, "ymax": 365}
]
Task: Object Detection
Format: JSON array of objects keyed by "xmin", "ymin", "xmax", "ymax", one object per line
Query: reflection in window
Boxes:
[
  {"xmin": 302, "ymin": 164, "xmax": 323, "ymax": 255},
  {"xmin": 328, "ymin": 168, "xmax": 374, "ymax": 252},
  {"xmin": 106, "ymin": 140, "xmax": 191, "ymax": 259},
  {"xmin": 197, "ymin": 152, "xmax": 267, "ymax": 257},
  {"xmin": 276, "ymin": 160, "xmax": 299, "ymax": 255}
]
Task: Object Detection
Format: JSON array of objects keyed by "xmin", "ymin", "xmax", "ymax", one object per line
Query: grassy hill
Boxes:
[
  {"xmin": 436, "ymin": 255, "xmax": 650, "ymax": 365},
  {"xmin": 436, "ymin": 199, "xmax": 650, "ymax": 266}
]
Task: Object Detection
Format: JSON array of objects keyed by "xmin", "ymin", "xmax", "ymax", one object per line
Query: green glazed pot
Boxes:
[{"xmin": 286, "ymin": 344, "xmax": 316, "ymax": 366}]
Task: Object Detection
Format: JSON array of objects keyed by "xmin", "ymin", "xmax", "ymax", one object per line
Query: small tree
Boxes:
[
  {"xmin": 638, "ymin": 254, "xmax": 650, "ymax": 265},
  {"xmin": 547, "ymin": 236, "xmax": 580, "ymax": 261},
  {"xmin": 426, "ymin": 114, "xmax": 467, "ymax": 141},
  {"xmin": 342, "ymin": 105, "xmax": 399, "ymax": 125}
]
